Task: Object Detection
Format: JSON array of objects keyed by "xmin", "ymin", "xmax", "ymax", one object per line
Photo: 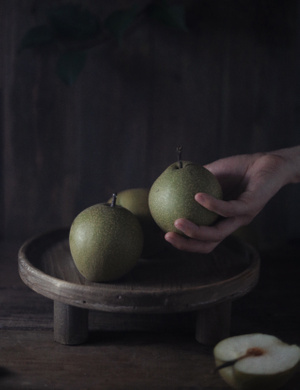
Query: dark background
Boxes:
[{"xmin": 1, "ymin": 0, "xmax": 300, "ymax": 246}]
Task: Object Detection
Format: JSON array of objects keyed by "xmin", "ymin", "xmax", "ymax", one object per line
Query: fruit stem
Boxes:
[
  {"xmin": 110, "ymin": 193, "xmax": 117, "ymax": 207},
  {"xmin": 177, "ymin": 145, "xmax": 183, "ymax": 168},
  {"xmin": 215, "ymin": 347, "xmax": 264, "ymax": 371}
]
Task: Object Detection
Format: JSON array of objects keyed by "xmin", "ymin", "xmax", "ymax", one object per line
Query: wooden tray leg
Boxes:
[
  {"xmin": 54, "ymin": 301, "xmax": 89, "ymax": 345},
  {"xmin": 195, "ymin": 301, "xmax": 231, "ymax": 345}
]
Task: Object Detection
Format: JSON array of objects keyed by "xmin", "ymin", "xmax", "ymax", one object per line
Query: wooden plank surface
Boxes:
[
  {"xmin": 1, "ymin": 239, "xmax": 300, "ymax": 389},
  {"xmin": 1, "ymin": 0, "xmax": 300, "ymax": 246}
]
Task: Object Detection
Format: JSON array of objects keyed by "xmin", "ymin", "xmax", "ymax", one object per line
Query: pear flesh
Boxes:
[
  {"xmin": 214, "ymin": 333, "xmax": 300, "ymax": 390},
  {"xmin": 149, "ymin": 161, "xmax": 223, "ymax": 234},
  {"xmin": 69, "ymin": 203, "xmax": 143, "ymax": 282}
]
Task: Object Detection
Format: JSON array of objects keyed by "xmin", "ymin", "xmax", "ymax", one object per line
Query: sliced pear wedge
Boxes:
[{"xmin": 214, "ymin": 333, "xmax": 300, "ymax": 390}]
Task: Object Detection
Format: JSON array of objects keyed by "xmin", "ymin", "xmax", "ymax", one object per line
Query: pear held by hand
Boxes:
[{"xmin": 148, "ymin": 157, "xmax": 223, "ymax": 234}]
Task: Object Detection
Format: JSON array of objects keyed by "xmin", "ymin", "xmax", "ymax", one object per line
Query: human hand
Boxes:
[{"xmin": 165, "ymin": 148, "xmax": 298, "ymax": 253}]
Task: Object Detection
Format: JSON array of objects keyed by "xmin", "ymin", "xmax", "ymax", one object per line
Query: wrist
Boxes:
[{"xmin": 271, "ymin": 146, "xmax": 300, "ymax": 185}]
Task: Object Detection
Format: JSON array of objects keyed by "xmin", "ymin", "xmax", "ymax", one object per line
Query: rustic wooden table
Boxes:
[
  {"xmin": 1, "ymin": 238, "xmax": 300, "ymax": 390},
  {"xmin": 17, "ymin": 229, "xmax": 260, "ymax": 346}
]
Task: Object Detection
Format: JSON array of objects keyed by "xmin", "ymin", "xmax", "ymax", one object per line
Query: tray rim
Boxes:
[{"xmin": 18, "ymin": 228, "xmax": 260, "ymax": 313}]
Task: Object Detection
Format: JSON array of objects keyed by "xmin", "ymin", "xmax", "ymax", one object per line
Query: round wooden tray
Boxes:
[{"xmin": 18, "ymin": 228, "xmax": 260, "ymax": 345}]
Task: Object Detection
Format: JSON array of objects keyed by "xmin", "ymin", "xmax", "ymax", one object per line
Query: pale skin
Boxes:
[{"xmin": 165, "ymin": 145, "xmax": 300, "ymax": 254}]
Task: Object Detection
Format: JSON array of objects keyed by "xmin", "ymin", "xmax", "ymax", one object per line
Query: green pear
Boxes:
[
  {"xmin": 69, "ymin": 195, "xmax": 143, "ymax": 282},
  {"xmin": 214, "ymin": 333, "xmax": 300, "ymax": 390},
  {"xmin": 148, "ymin": 160, "xmax": 223, "ymax": 234},
  {"xmin": 109, "ymin": 188, "xmax": 164, "ymax": 258}
]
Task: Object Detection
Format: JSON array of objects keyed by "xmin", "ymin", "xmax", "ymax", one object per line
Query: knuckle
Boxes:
[{"xmin": 188, "ymin": 230, "xmax": 201, "ymax": 240}]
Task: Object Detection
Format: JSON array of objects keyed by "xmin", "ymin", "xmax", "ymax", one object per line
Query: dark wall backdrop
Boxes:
[{"xmin": 1, "ymin": 0, "xmax": 300, "ymax": 246}]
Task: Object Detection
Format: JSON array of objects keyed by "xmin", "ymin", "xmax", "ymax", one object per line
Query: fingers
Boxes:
[
  {"xmin": 164, "ymin": 193, "xmax": 257, "ymax": 254},
  {"xmin": 195, "ymin": 193, "xmax": 249, "ymax": 218},
  {"xmin": 174, "ymin": 217, "xmax": 240, "ymax": 241},
  {"xmin": 165, "ymin": 216, "xmax": 246, "ymax": 254},
  {"xmin": 165, "ymin": 232, "xmax": 220, "ymax": 254}
]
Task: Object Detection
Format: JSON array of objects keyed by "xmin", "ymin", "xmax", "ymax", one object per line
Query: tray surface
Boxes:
[{"xmin": 18, "ymin": 228, "xmax": 260, "ymax": 313}]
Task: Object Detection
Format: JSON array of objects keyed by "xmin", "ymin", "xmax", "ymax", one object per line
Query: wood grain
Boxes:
[
  {"xmin": 18, "ymin": 228, "xmax": 260, "ymax": 313},
  {"xmin": 1, "ymin": 0, "xmax": 300, "ymax": 246},
  {"xmin": 2, "ymin": 240, "xmax": 300, "ymax": 389},
  {"xmin": 18, "ymin": 229, "xmax": 259, "ymax": 344}
]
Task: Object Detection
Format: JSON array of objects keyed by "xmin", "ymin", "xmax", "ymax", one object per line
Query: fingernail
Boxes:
[
  {"xmin": 195, "ymin": 193, "xmax": 205, "ymax": 202},
  {"xmin": 164, "ymin": 233, "xmax": 172, "ymax": 242},
  {"xmin": 174, "ymin": 219, "xmax": 181, "ymax": 228}
]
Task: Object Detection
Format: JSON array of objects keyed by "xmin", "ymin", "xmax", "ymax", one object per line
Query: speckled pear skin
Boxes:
[
  {"xmin": 69, "ymin": 203, "xmax": 143, "ymax": 282},
  {"xmin": 148, "ymin": 161, "xmax": 223, "ymax": 234},
  {"xmin": 109, "ymin": 188, "xmax": 165, "ymax": 258}
]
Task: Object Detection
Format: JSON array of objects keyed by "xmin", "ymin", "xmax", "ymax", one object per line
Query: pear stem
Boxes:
[
  {"xmin": 110, "ymin": 193, "xmax": 117, "ymax": 207},
  {"xmin": 215, "ymin": 347, "xmax": 264, "ymax": 371},
  {"xmin": 177, "ymin": 145, "xmax": 183, "ymax": 168}
]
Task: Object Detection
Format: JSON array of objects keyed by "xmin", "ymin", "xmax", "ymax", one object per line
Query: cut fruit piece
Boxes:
[{"xmin": 214, "ymin": 333, "xmax": 300, "ymax": 390}]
